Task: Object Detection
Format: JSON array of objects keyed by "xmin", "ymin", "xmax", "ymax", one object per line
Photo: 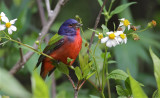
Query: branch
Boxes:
[
  {"xmin": 67, "ymin": 75, "xmax": 76, "ymax": 89},
  {"xmin": 51, "ymin": 74, "xmax": 56, "ymax": 98},
  {"xmin": 17, "ymin": 38, "xmax": 24, "ymax": 63},
  {"xmin": 87, "ymin": 0, "xmax": 108, "ymax": 53},
  {"xmin": 45, "ymin": 0, "xmax": 52, "ymax": 18},
  {"xmin": 36, "ymin": 0, "xmax": 47, "ymax": 26},
  {"xmin": 9, "ymin": 0, "xmax": 68, "ymax": 75}
]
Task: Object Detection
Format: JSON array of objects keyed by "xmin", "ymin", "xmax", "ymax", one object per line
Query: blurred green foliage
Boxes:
[{"xmin": 0, "ymin": 0, "xmax": 160, "ymax": 97}]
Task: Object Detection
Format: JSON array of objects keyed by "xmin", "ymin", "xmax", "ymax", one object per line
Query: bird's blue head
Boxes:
[{"xmin": 58, "ymin": 19, "xmax": 82, "ymax": 36}]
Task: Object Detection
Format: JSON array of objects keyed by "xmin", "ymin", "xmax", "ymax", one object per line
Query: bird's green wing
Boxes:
[{"xmin": 35, "ymin": 33, "xmax": 64, "ymax": 69}]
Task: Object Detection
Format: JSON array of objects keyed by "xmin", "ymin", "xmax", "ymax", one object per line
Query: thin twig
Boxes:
[
  {"xmin": 45, "ymin": 0, "xmax": 52, "ymax": 18},
  {"xmin": 87, "ymin": 0, "xmax": 108, "ymax": 53},
  {"xmin": 10, "ymin": 0, "xmax": 68, "ymax": 75},
  {"xmin": 36, "ymin": 0, "xmax": 47, "ymax": 26},
  {"xmin": 17, "ymin": 38, "xmax": 24, "ymax": 63},
  {"xmin": 67, "ymin": 75, "xmax": 76, "ymax": 89},
  {"xmin": 78, "ymin": 80, "xmax": 86, "ymax": 90}
]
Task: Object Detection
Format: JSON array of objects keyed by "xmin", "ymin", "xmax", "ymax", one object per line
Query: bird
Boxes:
[{"xmin": 35, "ymin": 19, "xmax": 82, "ymax": 79}]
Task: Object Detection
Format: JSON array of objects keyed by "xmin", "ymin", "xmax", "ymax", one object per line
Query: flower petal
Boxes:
[
  {"xmin": 8, "ymin": 28, "xmax": 13, "ymax": 34},
  {"xmin": 1, "ymin": 12, "xmax": 5, "ymax": 17},
  {"xmin": 117, "ymin": 37, "xmax": 122, "ymax": 42},
  {"xmin": 106, "ymin": 31, "xmax": 113, "ymax": 35},
  {"xmin": 115, "ymin": 31, "xmax": 122, "ymax": 36},
  {"xmin": 0, "ymin": 25, "xmax": 6, "ymax": 31},
  {"xmin": 101, "ymin": 37, "xmax": 108, "ymax": 43},
  {"xmin": 111, "ymin": 40, "xmax": 117, "ymax": 47},
  {"xmin": 95, "ymin": 34, "xmax": 98, "ymax": 36},
  {"xmin": 106, "ymin": 40, "xmax": 112, "ymax": 47},
  {"xmin": 119, "ymin": 22, "xmax": 124, "ymax": 26},
  {"xmin": 121, "ymin": 26, "xmax": 125, "ymax": 32},
  {"xmin": 10, "ymin": 25, "xmax": 17, "ymax": 31},
  {"xmin": 128, "ymin": 25, "xmax": 131, "ymax": 30},
  {"xmin": 1, "ymin": 17, "xmax": 9, "ymax": 23},
  {"xmin": 119, "ymin": 18, "xmax": 125, "ymax": 21},
  {"xmin": 10, "ymin": 19, "xmax": 17, "ymax": 24},
  {"xmin": 124, "ymin": 38, "xmax": 127, "ymax": 44}
]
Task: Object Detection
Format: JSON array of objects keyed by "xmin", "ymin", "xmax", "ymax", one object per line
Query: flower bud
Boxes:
[
  {"xmin": 151, "ymin": 20, "xmax": 156, "ymax": 27},
  {"xmin": 147, "ymin": 20, "xmax": 157, "ymax": 28},
  {"xmin": 85, "ymin": 42, "xmax": 88, "ymax": 47},
  {"xmin": 35, "ymin": 40, "xmax": 39, "ymax": 45},
  {"xmin": 132, "ymin": 34, "xmax": 140, "ymax": 40}
]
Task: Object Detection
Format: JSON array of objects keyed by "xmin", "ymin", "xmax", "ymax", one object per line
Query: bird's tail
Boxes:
[{"xmin": 40, "ymin": 61, "xmax": 56, "ymax": 80}]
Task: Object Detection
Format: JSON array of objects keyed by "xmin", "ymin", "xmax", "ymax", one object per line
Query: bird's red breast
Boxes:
[{"xmin": 41, "ymin": 28, "xmax": 82, "ymax": 78}]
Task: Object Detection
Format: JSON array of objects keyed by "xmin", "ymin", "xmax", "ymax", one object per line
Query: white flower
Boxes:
[
  {"xmin": 116, "ymin": 31, "xmax": 127, "ymax": 44},
  {"xmin": 0, "ymin": 12, "xmax": 6, "ymax": 22},
  {"xmin": 119, "ymin": 18, "xmax": 131, "ymax": 31},
  {"xmin": 95, "ymin": 33, "xmax": 103, "ymax": 39},
  {"xmin": 0, "ymin": 16, "xmax": 17, "ymax": 34},
  {"xmin": 101, "ymin": 31, "xmax": 119, "ymax": 48}
]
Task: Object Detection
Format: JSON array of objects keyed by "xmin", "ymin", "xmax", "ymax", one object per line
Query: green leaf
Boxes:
[
  {"xmin": 108, "ymin": 60, "xmax": 116, "ymax": 64},
  {"xmin": 67, "ymin": 57, "xmax": 74, "ymax": 63},
  {"xmin": 125, "ymin": 77, "xmax": 132, "ymax": 95},
  {"xmin": 110, "ymin": 2, "xmax": 137, "ymax": 16},
  {"xmin": 56, "ymin": 62, "xmax": 69, "ymax": 75},
  {"xmin": 31, "ymin": 71, "xmax": 49, "ymax": 98},
  {"xmin": 149, "ymin": 47, "xmax": 160, "ymax": 95},
  {"xmin": 0, "ymin": 68, "xmax": 31, "ymax": 98},
  {"xmin": 86, "ymin": 71, "xmax": 96, "ymax": 80},
  {"xmin": 128, "ymin": 70, "xmax": 148, "ymax": 98},
  {"xmin": 75, "ymin": 67, "xmax": 83, "ymax": 80},
  {"xmin": 116, "ymin": 85, "xmax": 129, "ymax": 96},
  {"xmin": 152, "ymin": 89, "xmax": 160, "ymax": 98},
  {"xmin": 90, "ymin": 95, "xmax": 100, "ymax": 98},
  {"xmin": 101, "ymin": 24, "xmax": 109, "ymax": 34},
  {"xmin": 108, "ymin": 69, "xmax": 128, "ymax": 80}
]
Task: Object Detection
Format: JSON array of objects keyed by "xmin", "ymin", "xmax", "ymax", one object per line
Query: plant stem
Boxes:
[
  {"xmin": 101, "ymin": 47, "xmax": 108, "ymax": 97},
  {"xmin": 104, "ymin": 47, "xmax": 111, "ymax": 98},
  {"xmin": 74, "ymin": 88, "xmax": 79, "ymax": 98},
  {"xmin": 88, "ymin": 48, "xmax": 101, "ymax": 88},
  {"xmin": 2, "ymin": 34, "xmax": 53, "ymax": 60}
]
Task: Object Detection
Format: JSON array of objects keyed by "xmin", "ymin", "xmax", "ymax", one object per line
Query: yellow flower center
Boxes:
[
  {"xmin": 109, "ymin": 33, "xmax": 115, "ymax": 39},
  {"xmin": 120, "ymin": 33, "xmax": 126, "ymax": 39},
  {"xmin": 0, "ymin": 16, "xmax": 1, "ymax": 20},
  {"xmin": 6, "ymin": 22, "xmax": 11, "ymax": 28},
  {"xmin": 98, "ymin": 33, "xmax": 103, "ymax": 39},
  {"xmin": 123, "ymin": 19, "xmax": 130, "ymax": 26}
]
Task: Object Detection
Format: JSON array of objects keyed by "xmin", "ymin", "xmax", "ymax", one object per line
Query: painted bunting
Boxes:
[{"xmin": 35, "ymin": 19, "xmax": 82, "ymax": 79}]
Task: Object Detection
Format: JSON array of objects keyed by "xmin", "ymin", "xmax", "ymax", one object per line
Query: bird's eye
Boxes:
[{"xmin": 69, "ymin": 24, "xmax": 73, "ymax": 27}]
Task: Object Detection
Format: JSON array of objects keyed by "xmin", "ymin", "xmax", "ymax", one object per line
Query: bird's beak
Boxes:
[{"xmin": 76, "ymin": 23, "xmax": 83, "ymax": 28}]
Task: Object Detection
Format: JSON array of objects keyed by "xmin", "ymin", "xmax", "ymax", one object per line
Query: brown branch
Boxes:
[
  {"xmin": 51, "ymin": 74, "xmax": 56, "ymax": 98},
  {"xmin": 67, "ymin": 75, "xmax": 76, "ymax": 89},
  {"xmin": 17, "ymin": 38, "xmax": 24, "ymax": 63},
  {"xmin": 78, "ymin": 80, "xmax": 86, "ymax": 90},
  {"xmin": 87, "ymin": 0, "xmax": 108, "ymax": 53},
  {"xmin": 9, "ymin": 0, "xmax": 68, "ymax": 75},
  {"xmin": 36, "ymin": 0, "xmax": 47, "ymax": 26}
]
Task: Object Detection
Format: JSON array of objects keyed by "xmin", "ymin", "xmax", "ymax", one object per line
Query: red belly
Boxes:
[{"xmin": 42, "ymin": 34, "xmax": 82, "ymax": 75}]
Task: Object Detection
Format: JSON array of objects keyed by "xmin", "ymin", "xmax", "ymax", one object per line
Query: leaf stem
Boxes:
[
  {"xmin": 102, "ymin": 47, "xmax": 108, "ymax": 97},
  {"xmin": 2, "ymin": 31, "xmax": 53, "ymax": 60}
]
